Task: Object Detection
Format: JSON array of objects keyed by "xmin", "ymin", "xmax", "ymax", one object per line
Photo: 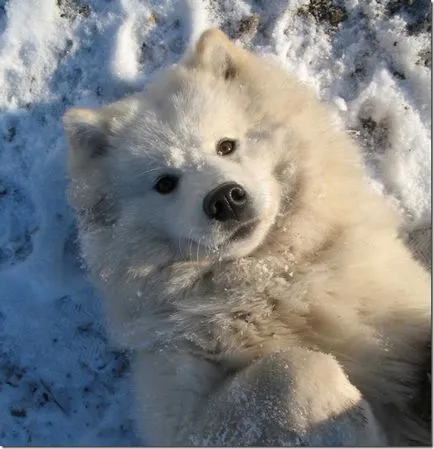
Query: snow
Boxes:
[{"xmin": 0, "ymin": 0, "xmax": 431, "ymax": 445}]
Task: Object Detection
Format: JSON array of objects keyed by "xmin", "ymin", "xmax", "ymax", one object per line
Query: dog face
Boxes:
[{"xmin": 64, "ymin": 30, "xmax": 296, "ymax": 262}]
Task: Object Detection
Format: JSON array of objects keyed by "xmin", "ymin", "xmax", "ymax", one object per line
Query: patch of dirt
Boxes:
[
  {"xmin": 57, "ymin": 0, "xmax": 91, "ymax": 21},
  {"xmin": 298, "ymin": 0, "xmax": 348, "ymax": 29}
]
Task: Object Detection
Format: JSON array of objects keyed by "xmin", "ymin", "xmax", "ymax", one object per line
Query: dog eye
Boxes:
[
  {"xmin": 154, "ymin": 175, "xmax": 179, "ymax": 194},
  {"xmin": 216, "ymin": 138, "xmax": 237, "ymax": 156}
]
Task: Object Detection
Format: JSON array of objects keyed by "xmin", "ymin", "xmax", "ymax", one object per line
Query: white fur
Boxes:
[{"xmin": 63, "ymin": 29, "xmax": 431, "ymax": 446}]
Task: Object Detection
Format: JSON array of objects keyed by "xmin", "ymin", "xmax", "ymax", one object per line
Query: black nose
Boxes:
[{"xmin": 203, "ymin": 182, "xmax": 248, "ymax": 221}]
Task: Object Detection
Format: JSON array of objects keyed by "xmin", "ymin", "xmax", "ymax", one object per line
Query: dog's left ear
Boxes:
[{"xmin": 185, "ymin": 28, "xmax": 246, "ymax": 80}]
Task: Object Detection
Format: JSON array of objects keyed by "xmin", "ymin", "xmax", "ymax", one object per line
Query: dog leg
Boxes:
[{"xmin": 189, "ymin": 348, "xmax": 385, "ymax": 446}]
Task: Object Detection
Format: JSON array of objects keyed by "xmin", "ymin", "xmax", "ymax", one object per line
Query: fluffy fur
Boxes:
[{"xmin": 63, "ymin": 29, "xmax": 431, "ymax": 446}]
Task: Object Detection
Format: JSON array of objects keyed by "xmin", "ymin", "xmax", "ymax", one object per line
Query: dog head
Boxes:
[{"xmin": 64, "ymin": 30, "xmax": 301, "ymax": 263}]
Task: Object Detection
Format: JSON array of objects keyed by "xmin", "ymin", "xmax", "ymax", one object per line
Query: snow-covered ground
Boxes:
[{"xmin": 0, "ymin": 0, "xmax": 431, "ymax": 445}]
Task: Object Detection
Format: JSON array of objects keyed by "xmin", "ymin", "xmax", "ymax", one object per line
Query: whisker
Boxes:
[
  {"xmin": 178, "ymin": 236, "xmax": 183, "ymax": 259},
  {"xmin": 137, "ymin": 167, "xmax": 163, "ymax": 176},
  {"xmin": 188, "ymin": 229, "xmax": 194, "ymax": 261},
  {"xmin": 196, "ymin": 237, "xmax": 201, "ymax": 263}
]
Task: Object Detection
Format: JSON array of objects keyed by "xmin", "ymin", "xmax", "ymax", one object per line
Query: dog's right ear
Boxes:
[
  {"xmin": 63, "ymin": 98, "xmax": 140, "ymax": 167},
  {"xmin": 63, "ymin": 108, "xmax": 109, "ymax": 165}
]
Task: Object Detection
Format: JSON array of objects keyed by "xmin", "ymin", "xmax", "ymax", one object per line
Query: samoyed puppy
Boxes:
[{"xmin": 63, "ymin": 29, "xmax": 431, "ymax": 446}]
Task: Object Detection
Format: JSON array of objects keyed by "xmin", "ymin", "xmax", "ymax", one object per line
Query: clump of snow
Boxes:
[{"xmin": 0, "ymin": 0, "xmax": 431, "ymax": 445}]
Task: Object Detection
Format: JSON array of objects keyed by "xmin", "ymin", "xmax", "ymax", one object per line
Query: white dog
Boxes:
[{"xmin": 63, "ymin": 29, "xmax": 431, "ymax": 446}]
